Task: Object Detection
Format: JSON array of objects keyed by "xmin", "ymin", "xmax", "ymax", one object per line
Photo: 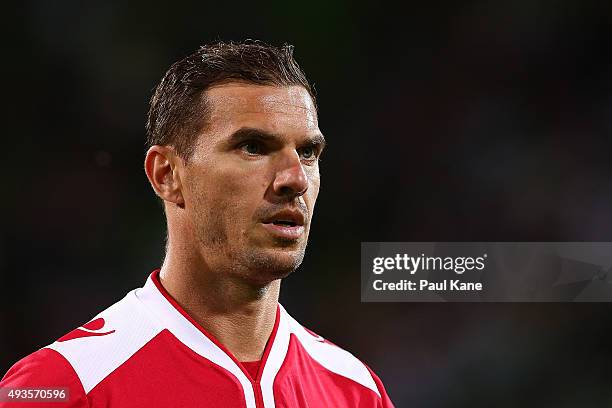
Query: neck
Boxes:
[{"xmin": 159, "ymin": 243, "xmax": 280, "ymax": 362}]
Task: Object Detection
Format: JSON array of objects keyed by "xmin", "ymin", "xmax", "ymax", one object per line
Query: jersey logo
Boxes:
[{"xmin": 57, "ymin": 318, "xmax": 116, "ymax": 342}]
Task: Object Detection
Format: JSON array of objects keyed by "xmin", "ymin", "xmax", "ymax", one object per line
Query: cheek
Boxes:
[
  {"xmin": 308, "ymin": 168, "xmax": 321, "ymax": 192},
  {"xmin": 184, "ymin": 168, "xmax": 237, "ymax": 220},
  {"xmin": 305, "ymin": 175, "xmax": 320, "ymax": 210},
  {"xmin": 202, "ymin": 166, "xmax": 268, "ymax": 219}
]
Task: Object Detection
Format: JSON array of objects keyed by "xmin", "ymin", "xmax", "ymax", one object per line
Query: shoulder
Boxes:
[
  {"xmin": 0, "ymin": 348, "xmax": 89, "ymax": 407},
  {"xmin": 279, "ymin": 306, "xmax": 394, "ymax": 406},
  {"xmin": 4, "ymin": 288, "xmax": 164, "ymax": 400},
  {"xmin": 46, "ymin": 289, "xmax": 164, "ymax": 394},
  {"xmin": 2, "ymin": 348, "xmax": 78, "ymax": 385}
]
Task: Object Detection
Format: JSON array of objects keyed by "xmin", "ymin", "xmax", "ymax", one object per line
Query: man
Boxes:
[{"xmin": 1, "ymin": 40, "xmax": 394, "ymax": 407}]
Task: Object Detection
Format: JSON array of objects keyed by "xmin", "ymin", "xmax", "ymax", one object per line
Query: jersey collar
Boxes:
[{"xmin": 134, "ymin": 270, "xmax": 291, "ymax": 408}]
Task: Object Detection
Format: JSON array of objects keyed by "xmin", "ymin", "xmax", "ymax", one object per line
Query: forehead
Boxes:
[{"xmin": 203, "ymin": 83, "xmax": 318, "ymax": 135}]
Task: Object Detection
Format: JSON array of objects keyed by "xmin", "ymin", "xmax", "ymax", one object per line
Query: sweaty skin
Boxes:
[{"xmin": 144, "ymin": 84, "xmax": 324, "ymax": 361}]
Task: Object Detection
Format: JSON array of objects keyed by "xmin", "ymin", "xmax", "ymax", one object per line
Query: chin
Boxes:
[{"xmin": 241, "ymin": 248, "xmax": 305, "ymax": 284}]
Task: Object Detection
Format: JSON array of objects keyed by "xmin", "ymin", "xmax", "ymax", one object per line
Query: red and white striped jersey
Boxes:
[{"xmin": 1, "ymin": 271, "xmax": 394, "ymax": 407}]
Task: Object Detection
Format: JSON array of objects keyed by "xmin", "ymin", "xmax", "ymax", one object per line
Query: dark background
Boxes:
[{"xmin": 3, "ymin": 1, "xmax": 612, "ymax": 406}]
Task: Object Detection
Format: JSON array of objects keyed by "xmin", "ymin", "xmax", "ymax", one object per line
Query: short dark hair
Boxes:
[{"xmin": 146, "ymin": 40, "xmax": 316, "ymax": 159}]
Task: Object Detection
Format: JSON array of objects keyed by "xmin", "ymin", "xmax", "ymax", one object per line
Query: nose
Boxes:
[{"xmin": 272, "ymin": 151, "xmax": 308, "ymax": 199}]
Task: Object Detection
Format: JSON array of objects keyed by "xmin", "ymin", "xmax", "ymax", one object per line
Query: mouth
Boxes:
[
  {"xmin": 271, "ymin": 220, "xmax": 298, "ymax": 227},
  {"xmin": 261, "ymin": 210, "xmax": 306, "ymax": 240}
]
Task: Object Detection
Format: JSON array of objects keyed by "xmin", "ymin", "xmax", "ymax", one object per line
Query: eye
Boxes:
[
  {"xmin": 298, "ymin": 146, "xmax": 317, "ymax": 161},
  {"xmin": 240, "ymin": 141, "xmax": 262, "ymax": 155}
]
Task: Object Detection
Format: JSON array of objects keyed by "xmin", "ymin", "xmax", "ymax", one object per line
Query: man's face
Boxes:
[{"xmin": 180, "ymin": 83, "xmax": 324, "ymax": 285}]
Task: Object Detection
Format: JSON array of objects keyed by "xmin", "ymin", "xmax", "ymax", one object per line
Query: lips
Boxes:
[
  {"xmin": 261, "ymin": 209, "xmax": 306, "ymax": 240},
  {"xmin": 262, "ymin": 209, "xmax": 305, "ymax": 227}
]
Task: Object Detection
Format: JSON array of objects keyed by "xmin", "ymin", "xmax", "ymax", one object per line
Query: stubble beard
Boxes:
[{"xmin": 194, "ymin": 207, "xmax": 307, "ymax": 286}]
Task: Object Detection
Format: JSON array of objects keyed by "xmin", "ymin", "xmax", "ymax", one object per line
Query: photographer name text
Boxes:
[{"xmin": 373, "ymin": 279, "xmax": 482, "ymax": 291}]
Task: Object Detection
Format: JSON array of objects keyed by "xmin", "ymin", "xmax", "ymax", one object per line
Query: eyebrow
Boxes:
[{"xmin": 227, "ymin": 127, "xmax": 326, "ymax": 151}]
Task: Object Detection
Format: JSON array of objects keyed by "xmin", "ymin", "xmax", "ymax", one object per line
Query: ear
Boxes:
[{"xmin": 144, "ymin": 145, "xmax": 185, "ymax": 206}]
